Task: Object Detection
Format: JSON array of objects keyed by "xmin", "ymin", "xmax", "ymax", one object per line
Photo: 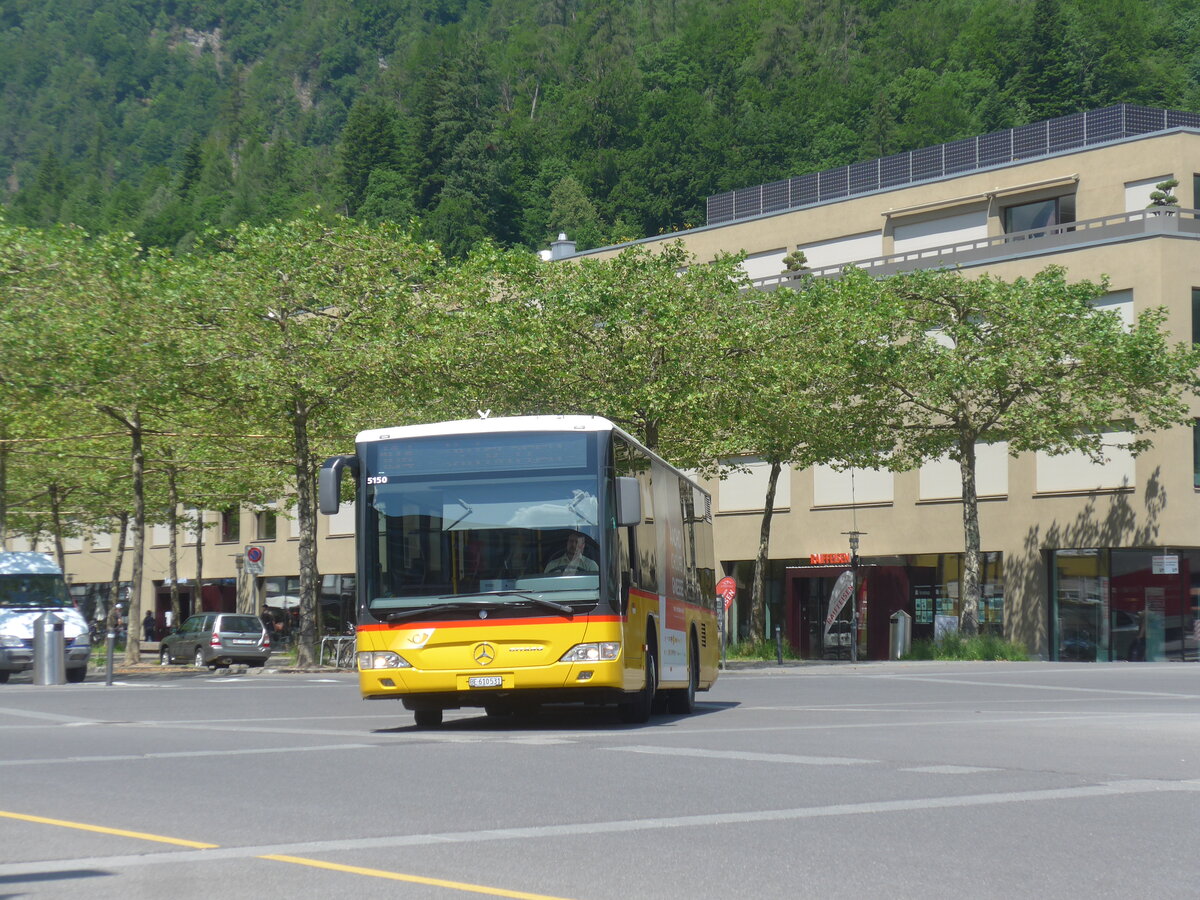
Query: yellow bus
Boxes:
[{"xmin": 319, "ymin": 415, "xmax": 719, "ymax": 727}]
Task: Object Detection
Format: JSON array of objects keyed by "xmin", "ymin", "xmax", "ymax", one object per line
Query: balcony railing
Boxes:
[{"xmin": 749, "ymin": 208, "xmax": 1200, "ymax": 289}]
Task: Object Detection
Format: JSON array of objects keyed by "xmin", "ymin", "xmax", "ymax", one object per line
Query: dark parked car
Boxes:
[{"xmin": 159, "ymin": 613, "xmax": 272, "ymax": 669}]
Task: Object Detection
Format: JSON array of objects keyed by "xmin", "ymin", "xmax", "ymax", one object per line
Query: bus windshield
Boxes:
[{"xmin": 362, "ymin": 433, "xmax": 604, "ymax": 618}]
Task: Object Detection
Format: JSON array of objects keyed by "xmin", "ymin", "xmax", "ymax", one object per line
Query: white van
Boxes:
[{"xmin": 0, "ymin": 552, "xmax": 91, "ymax": 683}]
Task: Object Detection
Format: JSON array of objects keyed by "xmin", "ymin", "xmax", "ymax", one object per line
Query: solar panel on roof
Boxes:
[
  {"xmin": 1048, "ymin": 112, "xmax": 1085, "ymax": 152},
  {"xmin": 762, "ymin": 179, "xmax": 789, "ymax": 213},
  {"xmin": 705, "ymin": 106, "xmax": 1199, "ymax": 225},
  {"xmin": 943, "ymin": 139, "xmax": 977, "ymax": 174},
  {"xmin": 818, "ymin": 167, "xmax": 849, "ymax": 200},
  {"xmin": 1011, "ymin": 122, "xmax": 1046, "ymax": 159},
  {"xmin": 793, "ymin": 173, "xmax": 818, "ymax": 206}
]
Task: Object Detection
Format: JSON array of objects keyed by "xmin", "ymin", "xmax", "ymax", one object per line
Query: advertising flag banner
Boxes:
[{"xmin": 825, "ymin": 570, "xmax": 855, "ymax": 636}]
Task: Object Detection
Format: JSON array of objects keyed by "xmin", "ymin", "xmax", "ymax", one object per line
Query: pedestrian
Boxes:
[{"xmin": 142, "ymin": 610, "xmax": 156, "ymax": 642}]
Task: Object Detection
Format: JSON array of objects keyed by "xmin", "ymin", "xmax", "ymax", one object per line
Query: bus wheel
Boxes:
[
  {"xmin": 0, "ymin": 671, "xmax": 8, "ymax": 684},
  {"xmin": 666, "ymin": 637, "xmax": 697, "ymax": 715},
  {"xmin": 66, "ymin": 666, "xmax": 87, "ymax": 684},
  {"xmin": 618, "ymin": 649, "xmax": 656, "ymax": 724},
  {"xmin": 413, "ymin": 708, "xmax": 443, "ymax": 728}
]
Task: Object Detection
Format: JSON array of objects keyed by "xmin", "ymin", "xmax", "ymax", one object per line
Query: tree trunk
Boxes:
[
  {"xmin": 167, "ymin": 463, "xmax": 179, "ymax": 636},
  {"xmin": 958, "ymin": 437, "xmax": 981, "ymax": 637},
  {"xmin": 127, "ymin": 415, "xmax": 146, "ymax": 663},
  {"xmin": 292, "ymin": 401, "xmax": 320, "ymax": 666},
  {"xmin": 107, "ymin": 511, "xmax": 129, "ymax": 635},
  {"xmin": 0, "ymin": 428, "xmax": 8, "ymax": 546},
  {"xmin": 192, "ymin": 515, "xmax": 203, "ymax": 625},
  {"xmin": 48, "ymin": 483, "xmax": 67, "ymax": 574},
  {"xmin": 748, "ymin": 459, "xmax": 782, "ymax": 644}
]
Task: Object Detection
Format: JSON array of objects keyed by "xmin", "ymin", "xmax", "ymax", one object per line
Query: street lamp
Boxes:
[{"xmin": 842, "ymin": 530, "xmax": 865, "ymax": 662}]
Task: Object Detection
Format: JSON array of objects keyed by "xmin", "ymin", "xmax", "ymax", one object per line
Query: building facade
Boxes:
[
  {"xmin": 9, "ymin": 106, "xmax": 1199, "ymax": 662},
  {"xmin": 580, "ymin": 105, "xmax": 1200, "ymax": 662}
]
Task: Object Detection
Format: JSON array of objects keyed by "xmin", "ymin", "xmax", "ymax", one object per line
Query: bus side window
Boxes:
[{"xmin": 613, "ymin": 437, "xmax": 640, "ymax": 603}]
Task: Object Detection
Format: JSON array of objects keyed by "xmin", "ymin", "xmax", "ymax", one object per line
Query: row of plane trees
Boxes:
[{"xmin": 2, "ymin": 211, "xmax": 1197, "ymax": 664}]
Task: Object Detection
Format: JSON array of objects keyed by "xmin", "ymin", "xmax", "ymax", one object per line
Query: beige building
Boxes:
[
  {"xmin": 576, "ymin": 104, "xmax": 1200, "ymax": 663},
  {"xmin": 16, "ymin": 105, "xmax": 1199, "ymax": 663}
]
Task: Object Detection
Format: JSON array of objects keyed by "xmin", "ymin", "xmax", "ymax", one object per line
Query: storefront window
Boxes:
[
  {"xmin": 1051, "ymin": 549, "xmax": 1199, "ymax": 661},
  {"xmin": 1051, "ymin": 549, "xmax": 1105, "ymax": 661},
  {"xmin": 907, "ymin": 552, "xmax": 1003, "ymax": 641}
]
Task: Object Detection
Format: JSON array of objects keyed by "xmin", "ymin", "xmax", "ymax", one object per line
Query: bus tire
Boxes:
[
  {"xmin": 618, "ymin": 648, "xmax": 656, "ymax": 724},
  {"xmin": 66, "ymin": 666, "xmax": 87, "ymax": 684},
  {"xmin": 413, "ymin": 708, "xmax": 443, "ymax": 728},
  {"xmin": 666, "ymin": 634, "xmax": 698, "ymax": 715}
]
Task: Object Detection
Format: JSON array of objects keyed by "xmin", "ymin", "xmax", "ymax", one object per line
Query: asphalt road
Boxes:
[{"xmin": 1, "ymin": 661, "xmax": 1198, "ymax": 899}]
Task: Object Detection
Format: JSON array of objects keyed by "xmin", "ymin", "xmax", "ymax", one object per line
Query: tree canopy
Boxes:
[{"xmin": 4, "ymin": 0, "xmax": 1200, "ymax": 253}]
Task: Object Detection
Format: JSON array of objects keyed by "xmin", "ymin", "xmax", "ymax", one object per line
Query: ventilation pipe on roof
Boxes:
[{"xmin": 550, "ymin": 232, "xmax": 576, "ymax": 260}]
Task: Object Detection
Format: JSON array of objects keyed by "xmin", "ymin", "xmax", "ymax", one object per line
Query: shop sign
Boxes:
[
  {"xmin": 810, "ymin": 552, "xmax": 851, "ymax": 565},
  {"xmin": 1152, "ymin": 555, "xmax": 1178, "ymax": 575}
]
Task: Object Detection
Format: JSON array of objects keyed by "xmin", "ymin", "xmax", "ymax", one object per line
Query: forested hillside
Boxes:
[{"xmin": 3, "ymin": 0, "xmax": 1199, "ymax": 254}]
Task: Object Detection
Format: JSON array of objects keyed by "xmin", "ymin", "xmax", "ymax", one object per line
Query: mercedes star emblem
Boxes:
[{"xmin": 473, "ymin": 642, "xmax": 496, "ymax": 666}]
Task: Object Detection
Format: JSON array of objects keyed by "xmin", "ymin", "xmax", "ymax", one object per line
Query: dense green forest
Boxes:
[{"xmin": 4, "ymin": 0, "xmax": 1200, "ymax": 254}]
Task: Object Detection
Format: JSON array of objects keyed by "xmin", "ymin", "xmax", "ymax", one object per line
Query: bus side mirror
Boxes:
[
  {"xmin": 615, "ymin": 477, "xmax": 641, "ymax": 527},
  {"xmin": 319, "ymin": 455, "xmax": 358, "ymax": 515}
]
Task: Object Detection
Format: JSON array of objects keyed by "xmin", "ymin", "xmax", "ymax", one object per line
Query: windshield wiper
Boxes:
[
  {"xmin": 445, "ymin": 498, "xmax": 473, "ymax": 530},
  {"xmin": 468, "ymin": 591, "xmax": 575, "ymax": 616},
  {"xmin": 385, "ymin": 600, "xmax": 495, "ymax": 623},
  {"xmin": 384, "ymin": 594, "xmax": 574, "ymax": 623}
]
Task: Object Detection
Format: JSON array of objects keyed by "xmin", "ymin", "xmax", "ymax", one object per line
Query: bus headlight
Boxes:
[
  {"xmin": 559, "ymin": 642, "xmax": 620, "ymax": 663},
  {"xmin": 357, "ymin": 651, "xmax": 412, "ymax": 669}
]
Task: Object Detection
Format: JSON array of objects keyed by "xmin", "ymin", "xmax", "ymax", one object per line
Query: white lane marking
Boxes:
[
  {"xmin": 2, "ymin": 779, "xmax": 1198, "ymax": 877},
  {"xmin": 0, "ymin": 744, "xmax": 377, "ymax": 767},
  {"xmin": 608, "ymin": 744, "xmax": 878, "ymax": 766},
  {"xmin": 902, "ymin": 765, "xmax": 999, "ymax": 774},
  {"xmin": 865, "ymin": 674, "xmax": 1200, "ymax": 700}
]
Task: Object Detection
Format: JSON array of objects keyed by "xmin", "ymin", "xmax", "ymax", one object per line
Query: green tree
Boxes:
[
  {"xmin": 188, "ymin": 213, "xmax": 443, "ymax": 665},
  {"xmin": 338, "ymin": 96, "xmax": 408, "ymax": 215},
  {"xmin": 822, "ymin": 266, "xmax": 1200, "ymax": 636}
]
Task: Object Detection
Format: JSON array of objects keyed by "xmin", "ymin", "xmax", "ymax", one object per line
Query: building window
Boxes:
[
  {"xmin": 1194, "ymin": 420, "xmax": 1200, "ymax": 489},
  {"xmin": 1192, "ymin": 289, "xmax": 1200, "ymax": 345},
  {"xmin": 256, "ymin": 509, "xmax": 277, "ymax": 541},
  {"xmin": 1003, "ymin": 195, "xmax": 1075, "ymax": 238},
  {"xmin": 219, "ymin": 508, "xmax": 240, "ymax": 543}
]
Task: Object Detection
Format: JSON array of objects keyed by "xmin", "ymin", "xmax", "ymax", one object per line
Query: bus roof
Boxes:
[
  {"xmin": 355, "ymin": 415, "xmax": 617, "ymax": 444},
  {"xmin": 354, "ymin": 415, "xmax": 709, "ymax": 499}
]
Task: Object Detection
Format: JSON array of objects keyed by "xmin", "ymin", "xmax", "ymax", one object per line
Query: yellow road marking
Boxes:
[
  {"xmin": 261, "ymin": 854, "xmax": 577, "ymax": 900},
  {"xmin": 0, "ymin": 810, "xmax": 218, "ymax": 848}
]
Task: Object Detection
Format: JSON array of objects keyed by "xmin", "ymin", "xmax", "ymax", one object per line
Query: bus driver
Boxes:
[{"xmin": 543, "ymin": 532, "xmax": 598, "ymax": 576}]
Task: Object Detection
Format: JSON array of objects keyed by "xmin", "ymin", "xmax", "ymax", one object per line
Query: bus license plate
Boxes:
[{"xmin": 468, "ymin": 676, "xmax": 503, "ymax": 688}]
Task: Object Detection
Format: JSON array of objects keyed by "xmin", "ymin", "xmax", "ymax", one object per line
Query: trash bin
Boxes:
[
  {"xmin": 34, "ymin": 612, "xmax": 66, "ymax": 685},
  {"xmin": 889, "ymin": 610, "xmax": 912, "ymax": 660}
]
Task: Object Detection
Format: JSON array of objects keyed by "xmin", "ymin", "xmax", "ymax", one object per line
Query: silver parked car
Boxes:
[{"xmin": 159, "ymin": 613, "xmax": 272, "ymax": 668}]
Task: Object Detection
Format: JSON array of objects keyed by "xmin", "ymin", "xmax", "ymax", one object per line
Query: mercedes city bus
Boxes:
[{"xmin": 319, "ymin": 415, "xmax": 719, "ymax": 726}]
